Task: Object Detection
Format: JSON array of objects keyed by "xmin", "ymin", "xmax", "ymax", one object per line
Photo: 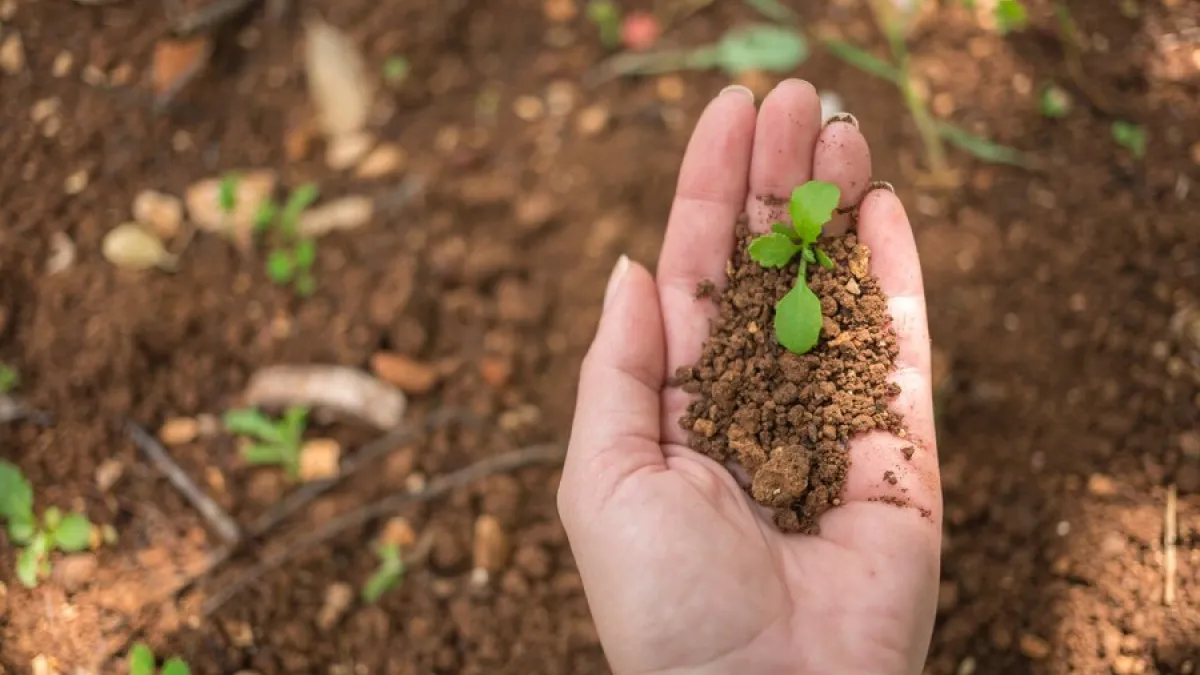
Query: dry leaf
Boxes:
[
  {"xmin": 152, "ymin": 36, "xmax": 213, "ymax": 106},
  {"xmin": 304, "ymin": 18, "xmax": 375, "ymax": 137},
  {"xmin": 243, "ymin": 364, "xmax": 406, "ymax": 430}
]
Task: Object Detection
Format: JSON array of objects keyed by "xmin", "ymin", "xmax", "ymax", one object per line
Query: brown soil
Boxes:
[
  {"xmin": 0, "ymin": 0, "xmax": 1198, "ymax": 674},
  {"xmin": 675, "ymin": 223, "xmax": 902, "ymax": 534}
]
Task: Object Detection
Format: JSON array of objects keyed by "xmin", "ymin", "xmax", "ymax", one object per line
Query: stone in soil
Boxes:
[{"xmin": 675, "ymin": 219, "xmax": 903, "ymax": 534}]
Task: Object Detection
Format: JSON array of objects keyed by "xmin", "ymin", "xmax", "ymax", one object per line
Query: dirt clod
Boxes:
[{"xmin": 676, "ymin": 222, "xmax": 902, "ymax": 533}]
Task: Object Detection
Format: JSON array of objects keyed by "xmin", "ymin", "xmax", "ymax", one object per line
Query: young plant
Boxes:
[
  {"xmin": 218, "ymin": 172, "xmax": 239, "ymax": 214},
  {"xmin": 0, "ymin": 363, "xmax": 17, "ymax": 393},
  {"xmin": 747, "ymin": 181, "xmax": 840, "ymax": 354},
  {"xmin": 993, "ymin": 0, "xmax": 1028, "ymax": 34},
  {"xmin": 0, "ymin": 460, "xmax": 93, "ymax": 588},
  {"xmin": 361, "ymin": 542, "xmax": 405, "ymax": 603},
  {"xmin": 382, "ymin": 55, "xmax": 410, "ymax": 86},
  {"xmin": 586, "ymin": 0, "xmax": 622, "ymax": 49},
  {"xmin": 129, "ymin": 643, "xmax": 190, "ymax": 675},
  {"xmin": 1112, "ymin": 121, "xmax": 1146, "ymax": 159},
  {"xmin": 1039, "ymin": 83, "xmax": 1072, "ymax": 118},
  {"xmin": 256, "ymin": 183, "xmax": 320, "ymax": 296},
  {"xmin": 222, "ymin": 406, "xmax": 309, "ymax": 478}
]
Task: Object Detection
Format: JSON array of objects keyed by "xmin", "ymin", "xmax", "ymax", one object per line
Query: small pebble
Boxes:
[
  {"xmin": 355, "ymin": 143, "xmax": 406, "ymax": 178},
  {"xmin": 159, "ymin": 417, "xmax": 199, "ymax": 445},
  {"xmin": 299, "ymin": 438, "xmax": 342, "ymax": 482},
  {"xmin": 94, "ymin": 459, "xmax": 124, "ymax": 492},
  {"xmin": 52, "ymin": 553, "xmax": 98, "ymax": 592},
  {"xmin": 133, "ymin": 190, "xmax": 184, "ymax": 240},
  {"xmin": 52, "ymin": 51, "xmax": 73, "ymax": 78},
  {"xmin": 316, "ymin": 583, "xmax": 354, "ymax": 630},
  {"xmin": 30, "ymin": 97, "xmax": 60, "ymax": 125},
  {"xmin": 0, "ymin": 32, "xmax": 24, "ymax": 75},
  {"xmin": 513, "ymin": 95, "xmax": 545, "ymax": 122},
  {"xmin": 63, "ymin": 170, "xmax": 89, "ymax": 195},
  {"xmin": 656, "ymin": 75, "xmax": 685, "ymax": 102},
  {"xmin": 326, "ymin": 131, "xmax": 376, "ymax": 171},
  {"xmin": 542, "ymin": 0, "xmax": 577, "ymax": 22},
  {"xmin": 1019, "ymin": 633, "xmax": 1052, "ymax": 660},
  {"xmin": 575, "ymin": 104, "xmax": 610, "ymax": 136},
  {"xmin": 370, "ymin": 352, "xmax": 439, "ymax": 394},
  {"xmin": 473, "ymin": 515, "xmax": 508, "ymax": 574},
  {"xmin": 379, "ymin": 516, "xmax": 416, "ymax": 549},
  {"xmin": 1086, "ymin": 473, "xmax": 1118, "ymax": 497},
  {"xmin": 81, "ymin": 63, "xmax": 106, "ymax": 86}
]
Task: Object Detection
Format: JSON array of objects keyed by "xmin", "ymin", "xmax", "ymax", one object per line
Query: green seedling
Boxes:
[
  {"xmin": 255, "ymin": 183, "xmax": 320, "ymax": 296},
  {"xmin": 586, "ymin": 0, "xmax": 622, "ymax": 49},
  {"xmin": 218, "ymin": 172, "xmax": 239, "ymax": 214},
  {"xmin": 128, "ymin": 643, "xmax": 191, "ymax": 675},
  {"xmin": 0, "ymin": 460, "xmax": 93, "ymax": 588},
  {"xmin": 382, "ymin": 55, "xmax": 410, "ymax": 86},
  {"xmin": 994, "ymin": 0, "xmax": 1028, "ymax": 34},
  {"xmin": 222, "ymin": 406, "xmax": 309, "ymax": 478},
  {"xmin": 361, "ymin": 543, "xmax": 405, "ymax": 603},
  {"xmin": 1039, "ymin": 83, "xmax": 1072, "ymax": 118},
  {"xmin": 602, "ymin": 24, "xmax": 807, "ymax": 79},
  {"xmin": 1112, "ymin": 121, "xmax": 1146, "ymax": 159},
  {"xmin": 0, "ymin": 363, "xmax": 17, "ymax": 393},
  {"xmin": 746, "ymin": 181, "xmax": 839, "ymax": 354}
]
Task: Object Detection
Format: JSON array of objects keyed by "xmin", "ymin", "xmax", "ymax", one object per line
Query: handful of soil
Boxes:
[{"xmin": 674, "ymin": 219, "xmax": 904, "ymax": 534}]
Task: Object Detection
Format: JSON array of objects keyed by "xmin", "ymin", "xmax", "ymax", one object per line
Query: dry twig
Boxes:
[
  {"xmin": 1164, "ymin": 483, "xmax": 1178, "ymax": 606},
  {"xmin": 202, "ymin": 444, "xmax": 564, "ymax": 615},
  {"xmin": 128, "ymin": 421, "xmax": 242, "ymax": 545}
]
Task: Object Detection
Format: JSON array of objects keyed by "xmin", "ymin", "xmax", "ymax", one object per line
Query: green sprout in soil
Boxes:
[
  {"xmin": 993, "ymin": 0, "xmax": 1029, "ymax": 34},
  {"xmin": 218, "ymin": 172, "xmax": 239, "ymax": 214},
  {"xmin": 1112, "ymin": 121, "xmax": 1146, "ymax": 160},
  {"xmin": 825, "ymin": 0, "xmax": 1028, "ymax": 179},
  {"xmin": 382, "ymin": 55, "xmax": 410, "ymax": 86},
  {"xmin": 255, "ymin": 183, "xmax": 320, "ymax": 296},
  {"xmin": 747, "ymin": 180, "xmax": 840, "ymax": 355},
  {"xmin": 586, "ymin": 1, "xmax": 622, "ymax": 49},
  {"xmin": 0, "ymin": 460, "xmax": 93, "ymax": 588},
  {"xmin": 1039, "ymin": 83, "xmax": 1072, "ymax": 118},
  {"xmin": 361, "ymin": 542, "xmax": 405, "ymax": 603},
  {"xmin": 129, "ymin": 643, "xmax": 191, "ymax": 675},
  {"xmin": 0, "ymin": 363, "xmax": 17, "ymax": 393},
  {"xmin": 222, "ymin": 406, "xmax": 309, "ymax": 478}
]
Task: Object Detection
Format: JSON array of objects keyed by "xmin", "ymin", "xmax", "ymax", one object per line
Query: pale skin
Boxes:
[{"xmin": 557, "ymin": 79, "xmax": 942, "ymax": 675}]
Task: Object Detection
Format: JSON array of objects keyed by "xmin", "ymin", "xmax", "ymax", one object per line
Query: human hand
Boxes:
[{"xmin": 557, "ymin": 80, "xmax": 941, "ymax": 675}]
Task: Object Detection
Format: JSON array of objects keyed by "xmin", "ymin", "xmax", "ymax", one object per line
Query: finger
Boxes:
[
  {"xmin": 560, "ymin": 257, "xmax": 667, "ymax": 523},
  {"xmin": 746, "ymin": 79, "xmax": 822, "ymax": 233},
  {"xmin": 657, "ymin": 85, "xmax": 757, "ymax": 444},
  {"xmin": 839, "ymin": 186, "xmax": 940, "ymax": 519},
  {"xmin": 812, "ymin": 113, "xmax": 872, "ymax": 235}
]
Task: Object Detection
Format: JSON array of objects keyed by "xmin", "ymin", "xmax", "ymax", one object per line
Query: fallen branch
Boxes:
[
  {"xmin": 246, "ymin": 408, "xmax": 476, "ymax": 538},
  {"xmin": 202, "ymin": 443, "xmax": 564, "ymax": 615},
  {"xmin": 1164, "ymin": 483, "xmax": 1178, "ymax": 606},
  {"xmin": 127, "ymin": 421, "xmax": 242, "ymax": 545}
]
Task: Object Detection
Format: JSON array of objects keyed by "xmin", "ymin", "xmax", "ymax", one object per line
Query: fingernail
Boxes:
[
  {"xmin": 867, "ymin": 180, "xmax": 896, "ymax": 194},
  {"xmin": 824, "ymin": 112, "xmax": 859, "ymax": 130},
  {"xmin": 718, "ymin": 84, "xmax": 755, "ymax": 103},
  {"xmin": 603, "ymin": 255, "xmax": 630, "ymax": 310}
]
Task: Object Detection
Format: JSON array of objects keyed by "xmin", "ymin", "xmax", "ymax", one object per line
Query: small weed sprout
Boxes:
[
  {"xmin": 746, "ymin": 180, "xmax": 840, "ymax": 355},
  {"xmin": 222, "ymin": 406, "xmax": 309, "ymax": 478},
  {"xmin": 1112, "ymin": 121, "xmax": 1146, "ymax": 160},
  {"xmin": 382, "ymin": 55, "xmax": 410, "ymax": 86},
  {"xmin": 993, "ymin": 0, "xmax": 1028, "ymax": 34},
  {"xmin": 0, "ymin": 460, "xmax": 93, "ymax": 588},
  {"xmin": 255, "ymin": 183, "xmax": 320, "ymax": 296},
  {"xmin": 586, "ymin": 1, "xmax": 622, "ymax": 49},
  {"xmin": 129, "ymin": 643, "xmax": 191, "ymax": 675},
  {"xmin": 1039, "ymin": 83, "xmax": 1072, "ymax": 118},
  {"xmin": 218, "ymin": 172, "xmax": 239, "ymax": 214},
  {"xmin": 0, "ymin": 363, "xmax": 17, "ymax": 393},
  {"xmin": 361, "ymin": 542, "xmax": 405, "ymax": 603}
]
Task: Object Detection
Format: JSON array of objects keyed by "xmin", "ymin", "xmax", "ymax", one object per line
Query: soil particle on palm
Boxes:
[{"xmin": 675, "ymin": 218, "xmax": 903, "ymax": 534}]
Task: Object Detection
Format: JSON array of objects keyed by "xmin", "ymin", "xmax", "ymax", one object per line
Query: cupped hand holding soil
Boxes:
[{"xmin": 559, "ymin": 80, "xmax": 940, "ymax": 675}]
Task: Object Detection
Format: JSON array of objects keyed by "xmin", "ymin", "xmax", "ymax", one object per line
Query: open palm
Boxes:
[{"xmin": 558, "ymin": 80, "xmax": 942, "ymax": 675}]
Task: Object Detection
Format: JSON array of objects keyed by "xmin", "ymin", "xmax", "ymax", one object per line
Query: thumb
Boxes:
[{"xmin": 559, "ymin": 255, "xmax": 667, "ymax": 521}]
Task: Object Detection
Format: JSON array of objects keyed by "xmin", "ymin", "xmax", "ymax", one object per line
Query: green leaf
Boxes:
[
  {"xmin": 1039, "ymin": 83, "xmax": 1072, "ymax": 119},
  {"xmin": 242, "ymin": 443, "xmax": 285, "ymax": 466},
  {"xmin": 281, "ymin": 406, "xmax": 309, "ymax": 440},
  {"xmin": 790, "ymin": 181, "xmax": 840, "ymax": 244},
  {"xmin": 266, "ymin": 249, "xmax": 295, "ymax": 284},
  {"xmin": 218, "ymin": 173, "xmax": 239, "ymax": 214},
  {"xmin": 774, "ymin": 281, "xmax": 823, "ymax": 354},
  {"xmin": 815, "ymin": 248, "xmax": 835, "ymax": 269},
  {"xmin": 0, "ymin": 460, "xmax": 34, "ymax": 523},
  {"xmin": 770, "ymin": 222, "xmax": 794, "ymax": 237},
  {"xmin": 801, "ymin": 248, "xmax": 816, "ymax": 264},
  {"xmin": 128, "ymin": 644, "xmax": 156, "ymax": 675},
  {"xmin": 747, "ymin": 233, "xmax": 802, "ymax": 268},
  {"xmin": 280, "ymin": 183, "xmax": 320, "ymax": 235},
  {"xmin": 16, "ymin": 543, "xmax": 41, "ymax": 588},
  {"xmin": 223, "ymin": 409, "xmax": 286, "ymax": 444},
  {"xmin": 1111, "ymin": 121, "xmax": 1146, "ymax": 159},
  {"xmin": 0, "ymin": 363, "xmax": 17, "ymax": 393},
  {"xmin": 937, "ymin": 123, "xmax": 1028, "ymax": 167},
  {"xmin": 742, "ymin": 0, "xmax": 796, "ymax": 23},
  {"xmin": 711, "ymin": 25, "xmax": 808, "ymax": 75},
  {"xmin": 8, "ymin": 517, "xmax": 35, "ymax": 544},
  {"xmin": 161, "ymin": 657, "xmax": 192, "ymax": 675},
  {"xmin": 362, "ymin": 543, "xmax": 405, "ymax": 603},
  {"xmin": 995, "ymin": 0, "xmax": 1028, "ymax": 34},
  {"xmin": 53, "ymin": 513, "xmax": 92, "ymax": 552},
  {"xmin": 253, "ymin": 199, "xmax": 279, "ymax": 233},
  {"xmin": 43, "ymin": 506, "xmax": 62, "ymax": 531},
  {"xmin": 823, "ymin": 39, "xmax": 900, "ymax": 83},
  {"xmin": 382, "ymin": 55, "xmax": 411, "ymax": 85},
  {"xmin": 293, "ymin": 239, "xmax": 317, "ymax": 270}
]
